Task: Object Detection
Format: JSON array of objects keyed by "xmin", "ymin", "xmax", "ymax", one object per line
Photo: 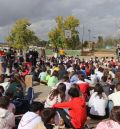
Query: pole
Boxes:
[
  {"xmin": 88, "ymin": 29, "xmax": 91, "ymax": 41},
  {"xmin": 88, "ymin": 29, "xmax": 91, "ymax": 50},
  {"xmin": 81, "ymin": 25, "xmax": 84, "ymax": 53}
]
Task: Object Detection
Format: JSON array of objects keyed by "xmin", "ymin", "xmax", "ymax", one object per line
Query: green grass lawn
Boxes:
[
  {"xmin": 45, "ymin": 49, "xmax": 81, "ymax": 56},
  {"xmin": 45, "ymin": 49, "xmax": 115, "ymax": 57}
]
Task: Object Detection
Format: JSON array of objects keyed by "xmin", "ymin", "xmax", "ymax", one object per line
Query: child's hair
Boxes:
[
  {"xmin": 5, "ymin": 91, "xmax": 14, "ymax": 99},
  {"xmin": 110, "ymin": 106, "xmax": 120, "ymax": 124},
  {"xmin": 98, "ymin": 67, "xmax": 104, "ymax": 72},
  {"xmin": 68, "ymin": 87, "xmax": 80, "ymax": 98},
  {"xmin": 94, "ymin": 83, "xmax": 103, "ymax": 92},
  {"xmin": 42, "ymin": 66, "xmax": 47, "ymax": 72},
  {"xmin": 62, "ymin": 75, "xmax": 69, "ymax": 82},
  {"xmin": 72, "ymin": 83, "xmax": 82, "ymax": 95},
  {"xmin": 52, "ymin": 71, "xmax": 58, "ymax": 77},
  {"xmin": 59, "ymin": 64, "xmax": 65, "ymax": 70},
  {"xmin": 0, "ymin": 74, "xmax": 5, "ymax": 83},
  {"xmin": 49, "ymin": 83, "xmax": 66, "ymax": 101},
  {"xmin": 0, "ymin": 96, "xmax": 10, "ymax": 109},
  {"xmin": 47, "ymin": 70, "xmax": 51, "ymax": 75},
  {"xmin": 116, "ymin": 83, "xmax": 120, "ymax": 91},
  {"xmin": 41, "ymin": 108, "xmax": 56, "ymax": 124},
  {"xmin": 78, "ymin": 74, "xmax": 85, "ymax": 81},
  {"xmin": 101, "ymin": 76, "xmax": 107, "ymax": 82},
  {"xmin": 30, "ymin": 101, "xmax": 44, "ymax": 112},
  {"xmin": 0, "ymin": 85, "xmax": 4, "ymax": 94},
  {"xmin": 94, "ymin": 83, "xmax": 104, "ymax": 98}
]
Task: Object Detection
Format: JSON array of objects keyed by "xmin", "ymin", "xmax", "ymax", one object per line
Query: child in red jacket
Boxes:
[{"xmin": 53, "ymin": 87, "xmax": 87, "ymax": 129}]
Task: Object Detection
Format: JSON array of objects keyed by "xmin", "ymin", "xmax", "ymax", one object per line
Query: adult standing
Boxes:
[
  {"xmin": 6, "ymin": 48, "xmax": 15, "ymax": 74},
  {"xmin": 40, "ymin": 48, "xmax": 46, "ymax": 59},
  {"xmin": 33, "ymin": 49, "xmax": 39, "ymax": 66},
  {"xmin": 19, "ymin": 50, "xmax": 24, "ymax": 65},
  {"xmin": 59, "ymin": 48, "xmax": 65, "ymax": 59}
]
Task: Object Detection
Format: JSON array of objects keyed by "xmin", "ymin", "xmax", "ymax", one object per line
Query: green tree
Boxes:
[
  {"xmin": 96, "ymin": 36, "xmax": 104, "ymax": 48},
  {"xmin": 48, "ymin": 16, "xmax": 80, "ymax": 50},
  {"xmin": 83, "ymin": 41, "xmax": 89, "ymax": 48},
  {"xmin": 104, "ymin": 37, "xmax": 117, "ymax": 48},
  {"xmin": 48, "ymin": 28, "xmax": 61, "ymax": 51},
  {"xmin": 56, "ymin": 16, "xmax": 65, "ymax": 48},
  {"xmin": 64, "ymin": 16, "xmax": 80, "ymax": 49},
  {"xmin": 6, "ymin": 18, "xmax": 40, "ymax": 49}
]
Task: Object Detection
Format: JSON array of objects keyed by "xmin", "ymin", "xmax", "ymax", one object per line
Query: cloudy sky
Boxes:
[{"xmin": 0, "ymin": 0, "xmax": 120, "ymax": 42}]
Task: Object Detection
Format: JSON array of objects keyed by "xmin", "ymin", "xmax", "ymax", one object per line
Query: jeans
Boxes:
[{"xmin": 108, "ymin": 100, "xmax": 114, "ymax": 114}]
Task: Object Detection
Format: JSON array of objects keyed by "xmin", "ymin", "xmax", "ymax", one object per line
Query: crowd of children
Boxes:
[{"xmin": 0, "ymin": 48, "xmax": 120, "ymax": 129}]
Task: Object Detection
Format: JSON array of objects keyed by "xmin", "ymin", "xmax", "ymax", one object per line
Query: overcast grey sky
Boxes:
[{"xmin": 0, "ymin": 0, "xmax": 120, "ymax": 42}]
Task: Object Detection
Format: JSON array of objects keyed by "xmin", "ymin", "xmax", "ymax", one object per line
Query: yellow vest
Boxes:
[{"xmin": 59, "ymin": 49, "xmax": 65, "ymax": 55}]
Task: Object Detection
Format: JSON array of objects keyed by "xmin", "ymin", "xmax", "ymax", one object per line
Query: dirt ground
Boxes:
[{"xmin": 94, "ymin": 51, "xmax": 116, "ymax": 57}]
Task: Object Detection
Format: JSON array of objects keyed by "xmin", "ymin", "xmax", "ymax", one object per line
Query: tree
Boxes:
[
  {"xmin": 64, "ymin": 16, "xmax": 80, "ymax": 49},
  {"xmin": 96, "ymin": 36, "xmax": 104, "ymax": 48},
  {"xmin": 55, "ymin": 16, "xmax": 65, "ymax": 48},
  {"xmin": 39, "ymin": 40, "xmax": 48, "ymax": 47},
  {"xmin": 83, "ymin": 41, "xmax": 89, "ymax": 48},
  {"xmin": 48, "ymin": 28, "xmax": 61, "ymax": 51},
  {"xmin": 104, "ymin": 37, "xmax": 117, "ymax": 48},
  {"xmin": 48, "ymin": 16, "xmax": 80, "ymax": 50},
  {"xmin": 6, "ymin": 18, "xmax": 40, "ymax": 49}
]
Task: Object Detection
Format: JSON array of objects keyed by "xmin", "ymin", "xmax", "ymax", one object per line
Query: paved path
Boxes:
[{"xmin": 33, "ymin": 82, "xmax": 51, "ymax": 102}]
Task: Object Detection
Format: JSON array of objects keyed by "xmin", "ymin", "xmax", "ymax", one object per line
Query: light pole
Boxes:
[
  {"xmin": 88, "ymin": 29, "xmax": 91, "ymax": 41},
  {"xmin": 88, "ymin": 29, "xmax": 92, "ymax": 51},
  {"xmin": 81, "ymin": 25, "xmax": 84, "ymax": 52}
]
